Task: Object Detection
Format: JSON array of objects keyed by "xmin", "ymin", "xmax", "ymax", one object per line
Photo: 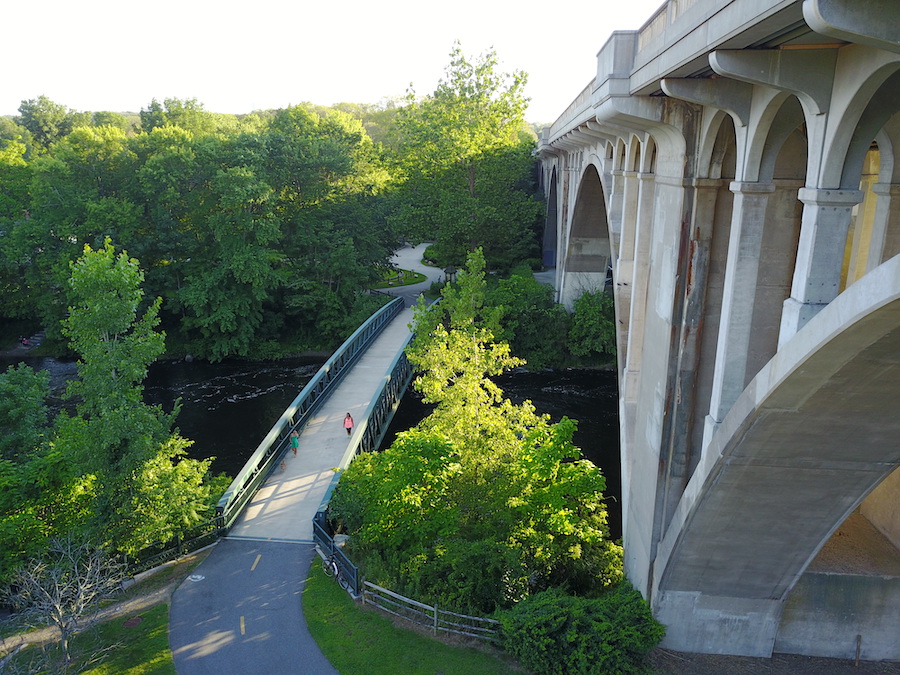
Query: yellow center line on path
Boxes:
[
  {"xmin": 240, "ymin": 615, "xmax": 246, "ymax": 636},
  {"xmin": 251, "ymin": 554, "xmax": 261, "ymax": 571}
]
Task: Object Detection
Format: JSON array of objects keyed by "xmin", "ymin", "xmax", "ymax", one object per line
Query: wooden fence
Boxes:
[{"xmin": 362, "ymin": 581, "xmax": 500, "ymax": 641}]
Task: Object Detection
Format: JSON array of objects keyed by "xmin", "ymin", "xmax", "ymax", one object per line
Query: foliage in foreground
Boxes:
[
  {"xmin": 329, "ymin": 250, "xmax": 623, "ymax": 615},
  {"xmin": 2, "ymin": 603, "xmax": 175, "ymax": 675},
  {"xmin": 498, "ymin": 584, "xmax": 665, "ymax": 675},
  {"xmin": 303, "ymin": 562, "xmax": 516, "ymax": 675},
  {"xmin": 0, "ymin": 242, "xmax": 225, "ymax": 585}
]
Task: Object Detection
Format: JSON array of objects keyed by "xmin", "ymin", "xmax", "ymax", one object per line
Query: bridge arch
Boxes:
[
  {"xmin": 654, "ymin": 253, "xmax": 900, "ymax": 657},
  {"xmin": 560, "ymin": 163, "xmax": 611, "ymax": 307},
  {"xmin": 542, "ymin": 165, "xmax": 559, "ymax": 268}
]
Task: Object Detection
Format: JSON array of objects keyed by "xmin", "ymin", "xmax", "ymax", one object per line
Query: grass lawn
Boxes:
[
  {"xmin": 4, "ymin": 603, "xmax": 175, "ymax": 675},
  {"xmin": 372, "ymin": 268, "xmax": 427, "ymax": 289},
  {"xmin": 302, "ymin": 564, "xmax": 524, "ymax": 675}
]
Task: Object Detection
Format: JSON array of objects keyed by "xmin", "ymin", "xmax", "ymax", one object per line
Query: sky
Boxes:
[{"xmin": 2, "ymin": 0, "xmax": 664, "ymax": 126}]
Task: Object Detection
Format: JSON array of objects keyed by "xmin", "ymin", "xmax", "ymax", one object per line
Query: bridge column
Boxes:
[
  {"xmin": 868, "ymin": 183, "xmax": 900, "ymax": 267},
  {"xmin": 660, "ymin": 178, "xmax": 726, "ymax": 518},
  {"xmin": 622, "ymin": 169, "xmax": 658, "ymax": 403},
  {"xmin": 779, "ymin": 188, "xmax": 864, "ymax": 345},
  {"xmin": 704, "ymin": 181, "xmax": 775, "ymax": 441},
  {"xmin": 613, "ymin": 170, "xmax": 642, "ymax": 373}
]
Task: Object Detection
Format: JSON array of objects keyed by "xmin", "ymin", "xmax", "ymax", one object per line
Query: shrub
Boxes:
[
  {"xmin": 498, "ymin": 584, "xmax": 664, "ymax": 675},
  {"xmin": 569, "ymin": 289, "xmax": 616, "ymax": 362}
]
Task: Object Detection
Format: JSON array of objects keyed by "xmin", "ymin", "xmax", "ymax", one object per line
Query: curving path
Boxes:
[{"xmin": 168, "ymin": 244, "xmax": 436, "ymax": 675}]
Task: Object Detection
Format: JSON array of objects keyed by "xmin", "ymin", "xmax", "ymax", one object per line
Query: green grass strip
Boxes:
[
  {"xmin": 5, "ymin": 603, "xmax": 175, "ymax": 674},
  {"xmin": 302, "ymin": 564, "xmax": 521, "ymax": 675},
  {"xmin": 372, "ymin": 268, "xmax": 427, "ymax": 289},
  {"xmin": 82, "ymin": 603, "xmax": 175, "ymax": 674}
]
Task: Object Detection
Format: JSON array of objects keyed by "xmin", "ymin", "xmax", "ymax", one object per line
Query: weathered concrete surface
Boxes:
[{"xmin": 538, "ymin": 0, "xmax": 900, "ymax": 658}]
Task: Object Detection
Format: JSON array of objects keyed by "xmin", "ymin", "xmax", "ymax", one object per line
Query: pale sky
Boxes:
[{"xmin": 2, "ymin": 0, "xmax": 663, "ymax": 125}]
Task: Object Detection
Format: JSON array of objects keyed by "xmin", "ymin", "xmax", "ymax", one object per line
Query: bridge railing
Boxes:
[
  {"xmin": 311, "ymin": 317, "xmax": 416, "ymax": 596},
  {"xmin": 215, "ymin": 296, "xmax": 405, "ymax": 531},
  {"xmin": 125, "ymin": 296, "xmax": 405, "ymax": 576}
]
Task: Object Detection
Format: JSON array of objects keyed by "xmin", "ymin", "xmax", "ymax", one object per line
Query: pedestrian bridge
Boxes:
[
  {"xmin": 538, "ymin": 0, "xmax": 900, "ymax": 660},
  {"xmin": 215, "ymin": 297, "xmax": 413, "ymax": 543}
]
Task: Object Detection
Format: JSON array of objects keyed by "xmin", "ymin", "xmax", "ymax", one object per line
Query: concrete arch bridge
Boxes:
[{"xmin": 538, "ymin": 0, "xmax": 900, "ymax": 659}]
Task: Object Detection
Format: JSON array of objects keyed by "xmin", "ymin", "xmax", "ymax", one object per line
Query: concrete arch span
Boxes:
[
  {"xmin": 653, "ymin": 253, "xmax": 900, "ymax": 657},
  {"xmin": 560, "ymin": 163, "xmax": 611, "ymax": 308}
]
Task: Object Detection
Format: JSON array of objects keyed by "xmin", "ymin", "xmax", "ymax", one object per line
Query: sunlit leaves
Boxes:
[
  {"xmin": 391, "ymin": 44, "xmax": 541, "ymax": 269},
  {"xmin": 331, "ymin": 249, "xmax": 622, "ymax": 614}
]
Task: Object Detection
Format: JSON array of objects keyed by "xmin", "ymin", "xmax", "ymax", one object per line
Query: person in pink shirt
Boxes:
[{"xmin": 343, "ymin": 413, "xmax": 353, "ymax": 436}]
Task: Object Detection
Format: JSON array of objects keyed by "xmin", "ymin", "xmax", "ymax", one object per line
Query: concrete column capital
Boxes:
[
  {"xmin": 804, "ymin": 0, "xmax": 900, "ymax": 55},
  {"xmin": 691, "ymin": 178, "xmax": 727, "ymax": 190},
  {"xmin": 872, "ymin": 182, "xmax": 900, "ymax": 197},
  {"xmin": 729, "ymin": 181, "xmax": 776, "ymax": 195},
  {"xmin": 797, "ymin": 187, "xmax": 864, "ymax": 207},
  {"xmin": 624, "ymin": 170, "xmax": 639, "ymax": 179}
]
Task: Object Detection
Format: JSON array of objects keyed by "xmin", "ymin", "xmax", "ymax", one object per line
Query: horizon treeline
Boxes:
[{"xmin": 0, "ymin": 45, "xmax": 545, "ymax": 361}]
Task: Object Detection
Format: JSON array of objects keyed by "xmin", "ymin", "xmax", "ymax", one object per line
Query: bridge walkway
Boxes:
[
  {"xmin": 226, "ymin": 305, "xmax": 414, "ymax": 544},
  {"xmin": 169, "ymin": 244, "xmax": 437, "ymax": 674}
]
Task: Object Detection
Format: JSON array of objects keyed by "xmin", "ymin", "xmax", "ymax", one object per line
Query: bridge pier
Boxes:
[
  {"xmin": 539, "ymin": 0, "xmax": 900, "ymax": 659},
  {"xmin": 779, "ymin": 188, "xmax": 865, "ymax": 344}
]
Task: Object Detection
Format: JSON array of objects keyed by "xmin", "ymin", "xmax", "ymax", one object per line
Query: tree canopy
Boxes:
[
  {"xmin": 330, "ymin": 250, "xmax": 622, "ymax": 614},
  {"xmin": 0, "ymin": 242, "xmax": 224, "ymax": 583},
  {"xmin": 389, "ymin": 44, "xmax": 542, "ymax": 271}
]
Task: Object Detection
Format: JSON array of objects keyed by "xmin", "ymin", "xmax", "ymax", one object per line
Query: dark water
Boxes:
[
  {"xmin": 1, "ymin": 356, "xmax": 621, "ymax": 537},
  {"xmin": 143, "ymin": 358, "xmax": 323, "ymax": 477}
]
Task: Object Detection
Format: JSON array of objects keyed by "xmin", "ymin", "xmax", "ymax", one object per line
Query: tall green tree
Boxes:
[
  {"xmin": 15, "ymin": 95, "xmax": 88, "ymax": 151},
  {"xmin": 391, "ymin": 44, "xmax": 542, "ymax": 270},
  {"xmin": 55, "ymin": 240, "xmax": 217, "ymax": 551},
  {"xmin": 331, "ymin": 250, "xmax": 622, "ymax": 613}
]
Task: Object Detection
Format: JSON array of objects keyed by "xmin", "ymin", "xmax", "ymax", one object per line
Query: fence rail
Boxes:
[{"xmin": 363, "ymin": 581, "xmax": 500, "ymax": 641}]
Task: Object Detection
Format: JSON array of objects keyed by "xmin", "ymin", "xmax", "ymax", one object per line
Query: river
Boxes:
[{"xmin": 1, "ymin": 356, "xmax": 621, "ymax": 538}]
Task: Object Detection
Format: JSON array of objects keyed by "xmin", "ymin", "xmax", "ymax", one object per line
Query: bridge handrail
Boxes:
[
  {"xmin": 215, "ymin": 296, "xmax": 405, "ymax": 530},
  {"xmin": 314, "ymin": 330, "xmax": 414, "ymax": 518}
]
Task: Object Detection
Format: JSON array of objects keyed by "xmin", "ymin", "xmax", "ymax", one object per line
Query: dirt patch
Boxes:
[{"xmin": 648, "ymin": 648, "xmax": 900, "ymax": 675}]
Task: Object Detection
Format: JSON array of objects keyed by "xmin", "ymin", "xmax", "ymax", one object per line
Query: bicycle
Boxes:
[{"xmin": 322, "ymin": 553, "xmax": 350, "ymax": 590}]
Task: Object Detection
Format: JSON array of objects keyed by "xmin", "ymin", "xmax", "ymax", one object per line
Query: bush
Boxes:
[
  {"xmin": 569, "ymin": 289, "xmax": 616, "ymax": 362},
  {"xmin": 498, "ymin": 584, "xmax": 664, "ymax": 675}
]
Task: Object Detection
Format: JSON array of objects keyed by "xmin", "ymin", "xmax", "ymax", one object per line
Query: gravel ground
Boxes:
[{"xmin": 648, "ymin": 648, "xmax": 900, "ymax": 675}]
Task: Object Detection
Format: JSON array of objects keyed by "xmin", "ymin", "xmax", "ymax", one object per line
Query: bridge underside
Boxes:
[{"xmin": 654, "ymin": 258, "xmax": 900, "ymax": 656}]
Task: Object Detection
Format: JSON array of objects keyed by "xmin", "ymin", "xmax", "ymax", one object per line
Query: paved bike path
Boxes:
[
  {"xmin": 169, "ymin": 244, "xmax": 441, "ymax": 674},
  {"xmin": 169, "ymin": 540, "xmax": 337, "ymax": 674}
]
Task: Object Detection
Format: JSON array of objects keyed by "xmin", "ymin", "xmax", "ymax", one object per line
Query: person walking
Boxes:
[
  {"xmin": 290, "ymin": 430, "xmax": 299, "ymax": 456},
  {"xmin": 343, "ymin": 413, "xmax": 353, "ymax": 436}
]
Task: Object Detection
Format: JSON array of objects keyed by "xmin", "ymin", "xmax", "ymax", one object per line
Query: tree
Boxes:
[
  {"xmin": 569, "ymin": 289, "xmax": 617, "ymax": 361},
  {"xmin": 139, "ymin": 97, "xmax": 237, "ymax": 136},
  {"xmin": 330, "ymin": 249, "xmax": 622, "ymax": 613},
  {"xmin": 56, "ymin": 240, "xmax": 216, "ymax": 552},
  {"xmin": 0, "ymin": 364, "xmax": 79, "ymax": 585},
  {"xmin": 15, "ymin": 96, "xmax": 85, "ymax": 151},
  {"xmin": 391, "ymin": 44, "xmax": 542, "ymax": 270},
  {"xmin": 0, "ymin": 364, "xmax": 51, "ymax": 462},
  {"xmin": 3, "ymin": 536, "xmax": 125, "ymax": 665},
  {"xmin": 487, "ymin": 268, "xmax": 571, "ymax": 368}
]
